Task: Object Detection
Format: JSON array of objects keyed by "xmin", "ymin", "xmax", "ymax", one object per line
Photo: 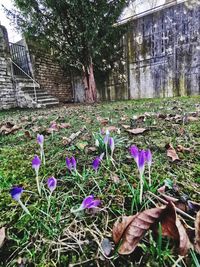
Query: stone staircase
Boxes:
[{"xmin": 14, "ymin": 76, "xmax": 59, "ymax": 108}]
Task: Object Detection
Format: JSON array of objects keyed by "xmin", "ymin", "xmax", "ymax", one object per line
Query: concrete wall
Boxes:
[
  {"xmin": 0, "ymin": 25, "xmax": 16, "ymax": 109},
  {"xmin": 27, "ymin": 43, "xmax": 73, "ymax": 103},
  {"xmin": 101, "ymin": 1, "xmax": 200, "ymax": 100}
]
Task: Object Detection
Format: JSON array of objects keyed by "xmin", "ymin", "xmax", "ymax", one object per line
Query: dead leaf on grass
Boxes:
[
  {"xmin": 0, "ymin": 123, "xmax": 21, "ymax": 135},
  {"xmin": 121, "ymin": 124, "xmax": 130, "ymax": 129},
  {"xmin": 166, "ymin": 143, "xmax": 180, "ymax": 162},
  {"xmin": 177, "ymin": 145, "xmax": 191, "ymax": 153},
  {"xmin": 24, "ymin": 130, "xmax": 32, "ymax": 139},
  {"xmin": 113, "ymin": 202, "xmax": 191, "ymax": 255},
  {"xmin": 126, "ymin": 128, "xmax": 147, "ymax": 135},
  {"xmin": 0, "ymin": 227, "xmax": 5, "ymax": 248},
  {"xmin": 59, "ymin": 123, "xmax": 71, "ymax": 129},
  {"xmin": 188, "ymin": 116, "xmax": 199, "ymax": 122},
  {"xmin": 102, "ymin": 126, "xmax": 117, "ymax": 134}
]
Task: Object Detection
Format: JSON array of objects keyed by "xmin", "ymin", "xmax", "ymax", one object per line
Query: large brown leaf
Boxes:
[
  {"xmin": 194, "ymin": 211, "xmax": 200, "ymax": 254},
  {"xmin": 113, "ymin": 202, "xmax": 191, "ymax": 255},
  {"xmin": 113, "ymin": 207, "xmax": 165, "ymax": 254},
  {"xmin": 160, "ymin": 202, "xmax": 191, "ymax": 256}
]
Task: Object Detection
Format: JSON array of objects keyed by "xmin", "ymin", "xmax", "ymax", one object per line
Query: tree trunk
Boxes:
[{"xmin": 83, "ymin": 59, "xmax": 97, "ymax": 103}]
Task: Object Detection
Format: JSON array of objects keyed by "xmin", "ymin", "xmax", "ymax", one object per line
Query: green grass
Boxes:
[{"xmin": 0, "ymin": 96, "xmax": 200, "ymax": 266}]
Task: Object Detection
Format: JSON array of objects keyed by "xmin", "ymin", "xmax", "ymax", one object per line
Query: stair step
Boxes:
[{"xmin": 37, "ymin": 98, "xmax": 59, "ymax": 103}]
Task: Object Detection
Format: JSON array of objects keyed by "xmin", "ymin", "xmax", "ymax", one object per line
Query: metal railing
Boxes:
[{"xmin": 10, "ymin": 58, "xmax": 40, "ymax": 102}]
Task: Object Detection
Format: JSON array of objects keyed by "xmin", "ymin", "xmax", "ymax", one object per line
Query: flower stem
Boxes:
[
  {"xmin": 36, "ymin": 173, "xmax": 41, "ymax": 196},
  {"xmin": 139, "ymin": 174, "xmax": 144, "ymax": 204},
  {"xmin": 148, "ymin": 166, "xmax": 151, "ymax": 186},
  {"xmin": 18, "ymin": 199, "xmax": 30, "ymax": 215},
  {"xmin": 42, "ymin": 149, "xmax": 46, "ymax": 165},
  {"xmin": 47, "ymin": 192, "xmax": 52, "ymax": 214}
]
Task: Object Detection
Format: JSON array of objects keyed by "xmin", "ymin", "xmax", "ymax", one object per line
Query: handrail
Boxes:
[{"xmin": 9, "ymin": 58, "xmax": 39, "ymax": 102}]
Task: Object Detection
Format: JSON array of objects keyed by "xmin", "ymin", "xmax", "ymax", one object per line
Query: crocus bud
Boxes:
[
  {"xmin": 47, "ymin": 177, "xmax": 57, "ymax": 193},
  {"xmin": 10, "ymin": 187, "xmax": 23, "ymax": 201},
  {"xmin": 37, "ymin": 134, "xmax": 44, "ymax": 147}
]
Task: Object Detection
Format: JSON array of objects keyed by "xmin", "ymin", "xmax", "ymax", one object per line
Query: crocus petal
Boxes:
[
  {"xmin": 71, "ymin": 157, "xmax": 77, "ymax": 170},
  {"xmin": 138, "ymin": 150, "xmax": 146, "ymax": 175},
  {"xmin": 109, "ymin": 137, "xmax": 115, "ymax": 153},
  {"xmin": 104, "ymin": 134, "xmax": 109, "ymax": 145},
  {"xmin": 92, "ymin": 157, "xmax": 101, "ymax": 171},
  {"xmin": 47, "ymin": 177, "xmax": 57, "ymax": 192},
  {"xmin": 37, "ymin": 134, "xmax": 44, "ymax": 146},
  {"xmin": 10, "ymin": 187, "xmax": 23, "ymax": 201},
  {"xmin": 81, "ymin": 195, "xmax": 94, "ymax": 209},
  {"xmin": 66, "ymin": 157, "xmax": 72, "ymax": 171},
  {"xmin": 145, "ymin": 149, "xmax": 152, "ymax": 166},
  {"xmin": 86, "ymin": 199, "xmax": 101, "ymax": 209},
  {"xmin": 130, "ymin": 145, "xmax": 139, "ymax": 160},
  {"xmin": 32, "ymin": 155, "xmax": 41, "ymax": 170}
]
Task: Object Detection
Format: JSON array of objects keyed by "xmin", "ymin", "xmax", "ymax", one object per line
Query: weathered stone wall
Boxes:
[
  {"xmin": 0, "ymin": 26, "xmax": 16, "ymax": 109},
  {"xmin": 102, "ymin": 1, "xmax": 200, "ymax": 100},
  {"xmin": 28, "ymin": 44, "xmax": 73, "ymax": 103}
]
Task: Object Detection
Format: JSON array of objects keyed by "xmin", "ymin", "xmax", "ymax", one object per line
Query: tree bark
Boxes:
[{"xmin": 83, "ymin": 59, "xmax": 97, "ymax": 103}]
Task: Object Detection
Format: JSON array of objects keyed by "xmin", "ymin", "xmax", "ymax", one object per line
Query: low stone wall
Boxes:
[
  {"xmin": 0, "ymin": 26, "xmax": 16, "ymax": 110},
  {"xmin": 28, "ymin": 43, "xmax": 73, "ymax": 103}
]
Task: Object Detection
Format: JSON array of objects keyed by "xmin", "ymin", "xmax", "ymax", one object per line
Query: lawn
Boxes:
[{"xmin": 0, "ymin": 97, "xmax": 200, "ymax": 267}]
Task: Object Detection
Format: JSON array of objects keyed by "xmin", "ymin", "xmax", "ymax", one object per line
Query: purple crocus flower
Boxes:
[
  {"xmin": 130, "ymin": 145, "xmax": 139, "ymax": 162},
  {"xmin": 145, "ymin": 149, "xmax": 152, "ymax": 186},
  {"xmin": 145, "ymin": 149, "xmax": 152, "ymax": 167},
  {"xmin": 137, "ymin": 150, "xmax": 146, "ymax": 177},
  {"xmin": 47, "ymin": 177, "xmax": 57, "ymax": 193},
  {"xmin": 10, "ymin": 186, "xmax": 30, "ymax": 214},
  {"xmin": 32, "ymin": 155, "xmax": 41, "ymax": 195},
  {"xmin": 32, "ymin": 155, "xmax": 41, "ymax": 174},
  {"xmin": 109, "ymin": 137, "xmax": 115, "ymax": 157},
  {"xmin": 66, "ymin": 157, "xmax": 77, "ymax": 171},
  {"xmin": 92, "ymin": 156, "xmax": 101, "ymax": 172},
  {"xmin": 104, "ymin": 129, "xmax": 110, "ymax": 145},
  {"xmin": 80, "ymin": 195, "xmax": 101, "ymax": 209},
  {"xmin": 10, "ymin": 187, "xmax": 23, "ymax": 201},
  {"xmin": 37, "ymin": 134, "xmax": 44, "ymax": 147}
]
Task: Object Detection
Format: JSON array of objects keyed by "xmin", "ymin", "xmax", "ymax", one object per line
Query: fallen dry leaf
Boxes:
[
  {"xmin": 115, "ymin": 207, "xmax": 164, "ymax": 254},
  {"xmin": 166, "ymin": 143, "xmax": 180, "ymax": 162},
  {"xmin": 177, "ymin": 145, "xmax": 191, "ymax": 153},
  {"xmin": 126, "ymin": 128, "xmax": 147, "ymax": 135},
  {"xmin": 0, "ymin": 123, "xmax": 21, "ymax": 135},
  {"xmin": 121, "ymin": 124, "xmax": 130, "ymax": 129},
  {"xmin": 113, "ymin": 202, "xmax": 191, "ymax": 255},
  {"xmin": 187, "ymin": 116, "xmax": 199, "ymax": 122},
  {"xmin": 102, "ymin": 126, "xmax": 117, "ymax": 134},
  {"xmin": 59, "ymin": 123, "xmax": 71, "ymax": 129},
  {"xmin": 194, "ymin": 211, "xmax": 200, "ymax": 254},
  {"xmin": 0, "ymin": 227, "xmax": 5, "ymax": 248}
]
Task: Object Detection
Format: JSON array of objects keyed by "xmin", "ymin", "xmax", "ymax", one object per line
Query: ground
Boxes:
[{"xmin": 0, "ymin": 96, "xmax": 200, "ymax": 267}]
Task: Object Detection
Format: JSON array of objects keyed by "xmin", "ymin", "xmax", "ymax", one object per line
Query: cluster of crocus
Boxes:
[
  {"xmin": 66, "ymin": 157, "xmax": 77, "ymax": 172},
  {"xmin": 37, "ymin": 134, "xmax": 45, "ymax": 165},
  {"xmin": 130, "ymin": 145, "xmax": 152, "ymax": 203},
  {"xmin": 71, "ymin": 195, "xmax": 101, "ymax": 213}
]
